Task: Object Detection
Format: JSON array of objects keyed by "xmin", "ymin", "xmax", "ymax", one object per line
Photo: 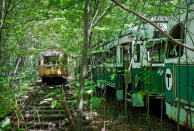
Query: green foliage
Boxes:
[
  {"xmin": 59, "ymin": 93, "xmax": 65, "ymax": 99},
  {"xmin": 137, "ymin": 91, "xmax": 145, "ymax": 105},
  {"xmin": 90, "ymin": 96, "xmax": 105, "ymax": 109},
  {"xmin": 0, "ymin": 78, "xmax": 9, "ymax": 89},
  {"xmin": 51, "ymin": 100, "xmax": 58, "ymax": 108},
  {"xmin": 106, "ymin": 58, "xmax": 114, "ymax": 63},
  {"xmin": 89, "ymin": 49, "xmax": 106, "ymax": 55},
  {"xmin": 84, "ymin": 80, "xmax": 96, "ymax": 96},
  {"xmin": 110, "ymin": 73, "xmax": 117, "ymax": 80},
  {"xmin": 46, "ymin": 88, "xmax": 62, "ymax": 99},
  {"xmin": 94, "ymin": 26, "xmax": 109, "ymax": 31},
  {"xmin": 127, "ymin": 92, "xmax": 132, "ymax": 96},
  {"xmin": 97, "ymin": 80, "xmax": 106, "ymax": 83},
  {"xmin": 70, "ymin": 99, "xmax": 77, "ymax": 107},
  {"xmin": 0, "ymin": 80, "xmax": 32, "ymax": 119},
  {"xmin": 84, "ymin": 80, "xmax": 94, "ymax": 86},
  {"xmin": 0, "ymin": 89, "xmax": 18, "ymax": 118},
  {"xmin": 69, "ymin": 79, "xmax": 104, "ymax": 109},
  {"xmin": 0, "ymin": 117, "xmax": 11, "ymax": 131}
]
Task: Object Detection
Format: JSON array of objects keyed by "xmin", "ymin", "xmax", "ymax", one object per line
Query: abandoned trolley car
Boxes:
[
  {"xmin": 39, "ymin": 50, "xmax": 68, "ymax": 83},
  {"xmin": 164, "ymin": 0, "xmax": 194, "ymax": 128}
]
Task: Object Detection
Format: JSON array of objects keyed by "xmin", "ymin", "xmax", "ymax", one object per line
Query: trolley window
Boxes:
[
  {"xmin": 147, "ymin": 41, "xmax": 165, "ymax": 63},
  {"xmin": 44, "ymin": 56, "xmax": 59, "ymax": 66},
  {"xmin": 153, "ymin": 31, "xmax": 162, "ymax": 38},
  {"xmin": 95, "ymin": 52, "xmax": 101, "ymax": 64},
  {"xmin": 123, "ymin": 43, "xmax": 132, "ymax": 62},
  {"xmin": 167, "ymin": 41, "xmax": 183, "ymax": 57},
  {"xmin": 99, "ymin": 52, "xmax": 103, "ymax": 64},
  {"xmin": 134, "ymin": 44, "xmax": 140, "ymax": 63},
  {"xmin": 167, "ymin": 23, "xmax": 184, "ymax": 58},
  {"xmin": 107, "ymin": 47, "xmax": 116, "ymax": 63}
]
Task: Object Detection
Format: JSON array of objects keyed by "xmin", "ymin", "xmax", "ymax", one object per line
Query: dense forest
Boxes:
[{"xmin": 0, "ymin": 0, "xmax": 194, "ymax": 131}]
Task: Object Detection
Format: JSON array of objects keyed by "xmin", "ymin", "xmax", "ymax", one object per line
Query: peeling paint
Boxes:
[
  {"xmin": 116, "ymin": 90, "xmax": 123, "ymax": 101},
  {"xmin": 165, "ymin": 101, "xmax": 194, "ymax": 128},
  {"xmin": 39, "ymin": 67, "xmax": 66, "ymax": 78}
]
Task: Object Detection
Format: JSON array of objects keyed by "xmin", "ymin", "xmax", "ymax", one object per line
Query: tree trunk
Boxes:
[
  {"xmin": 76, "ymin": 0, "xmax": 90, "ymax": 130},
  {"xmin": 0, "ymin": 0, "xmax": 6, "ymax": 44}
]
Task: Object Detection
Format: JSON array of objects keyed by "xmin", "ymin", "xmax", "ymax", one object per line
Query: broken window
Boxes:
[
  {"xmin": 134, "ymin": 44, "xmax": 140, "ymax": 63},
  {"xmin": 147, "ymin": 40, "xmax": 166, "ymax": 63},
  {"xmin": 44, "ymin": 56, "xmax": 59, "ymax": 66},
  {"xmin": 107, "ymin": 47, "xmax": 116, "ymax": 63},
  {"xmin": 123, "ymin": 43, "xmax": 132, "ymax": 62},
  {"xmin": 167, "ymin": 23, "xmax": 184, "ymax": 58}
]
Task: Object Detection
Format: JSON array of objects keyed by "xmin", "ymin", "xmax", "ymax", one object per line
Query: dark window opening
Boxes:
[
  {"xmin": 91, "ymin": 55, "xmax": 96, "ymax": 65},
  {"xmin": 147, "ymin": 41, "xmax": 166, "ymax": 63},
  {"xmin": 153, "ymin": 31, "xmax": 166, "ymax": 38},
  {"xmin": 167, "ymin": 23, "xmax": 184, "ymax": 58},
  {"xmin": 123, "ymin": 43, "xmax": 132, "ymax": 62},
  {"xmin": 44, "ymin": 56, "xmax": 59, "ymax": 66},
  {"xmin": 134, "ymin": 44, "xmax": 140, "ymax": 63},
  {"xmin": 107, "ymin": 47, "xmax": 116, "ymax": 63},
  {"xmin": 96, "ymin": 52, "xmax": 102, "ymax": 64}
]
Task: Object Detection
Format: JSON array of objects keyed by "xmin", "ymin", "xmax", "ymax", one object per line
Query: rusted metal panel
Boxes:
[
  {"xmin": 39, "ymin": 67, "xmax": 66, "ymax": 78},
  {"xmin": 116, "ymin": 90, "xmax": 123, "ymax": 101},
  {"xmin": 165, "ymin": 101, "xmax": 194, "ymax": 128}
]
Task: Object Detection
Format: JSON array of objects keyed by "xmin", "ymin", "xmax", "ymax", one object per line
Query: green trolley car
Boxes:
[
  {"xmin": 164, "ymin": 0, "xmax": 194, "ymax": 128},
  {"xmin": 91, "ymin": 16, "xmax": 168, "ymax": 106}
]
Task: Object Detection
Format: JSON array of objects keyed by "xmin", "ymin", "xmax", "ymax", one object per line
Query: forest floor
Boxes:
[
  {"xmin": 60, "ymin": 84, "xmax": 178, "ymax": 131},
  {"xmin": 80, "ymin": 99, "xmax": 178, "ymax": 131},
  {"xmin": 7, "ymin": 81, "xmax": 178, "ymax": 131}
]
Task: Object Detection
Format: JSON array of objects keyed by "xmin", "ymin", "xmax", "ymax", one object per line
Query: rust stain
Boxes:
[
  {"xmin": 165, "ymin": 101, "xmax": 194, "ymax": 128},
  {"xmin": 39, "ymin": 67, "xmax": 66, "ymax": 78}
]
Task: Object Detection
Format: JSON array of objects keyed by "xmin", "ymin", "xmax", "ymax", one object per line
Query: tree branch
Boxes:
[
  {"xmin": 92, "ymin": 4, "xmax": 115, "ymax": 30},
  {"xmin": 110, "ymin": 0, "xmax": 194, "ymax": 52},
  {"xmin": 89, "ymin": 0, "xmax": 104, "ymax": 32},
  {"xmin": 8, "ymin": 0, "xmax": 24, "ymax": 13}
]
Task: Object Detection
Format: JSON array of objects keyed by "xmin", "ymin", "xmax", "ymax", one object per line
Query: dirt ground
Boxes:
[
  {"xmin": 64, "ymin": 85, "xmax": 179, "ymax": 131},
  {"xmin": 79, "ymin": 99, "xmax": 178, "ymax": 131}
]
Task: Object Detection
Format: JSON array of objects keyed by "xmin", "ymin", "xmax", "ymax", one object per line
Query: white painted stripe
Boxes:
[
  {"xmin": 106, "ymin": 82, "xmax": 116, "ymax": 87},
  {"xmin": 152, "ymin": 63, "xmax": 164, "ymax": 67}
]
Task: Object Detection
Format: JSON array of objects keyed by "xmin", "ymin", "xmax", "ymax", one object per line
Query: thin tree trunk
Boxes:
[
  {"xmin": 0, "ymin": 0, "xmax": 6, "ymax": 44},
  {"xmin": 13, "ymin": 56, "xmax": 21, "ymax": 88},
  {"xmin": 76, "ymin": 0, "xmax": 90, "ymax": 130},
  {"xmin": 61, "ymin": 85, "xmax": 75, "ymax": 127}
]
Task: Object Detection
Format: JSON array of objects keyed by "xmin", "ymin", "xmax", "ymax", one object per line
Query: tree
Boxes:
[{"xmin": 76, "ymin": 0, "xmax": 115, "ymax": 130}]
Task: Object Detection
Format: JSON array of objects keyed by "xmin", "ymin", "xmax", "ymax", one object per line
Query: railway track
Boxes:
[
  {"xmin": 9, "ymin": 81, "xmax": 182, "ymax": 131},
  {"xmin": 11, "ymin": 82, "xmax": 74, "ymax": 131}
]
